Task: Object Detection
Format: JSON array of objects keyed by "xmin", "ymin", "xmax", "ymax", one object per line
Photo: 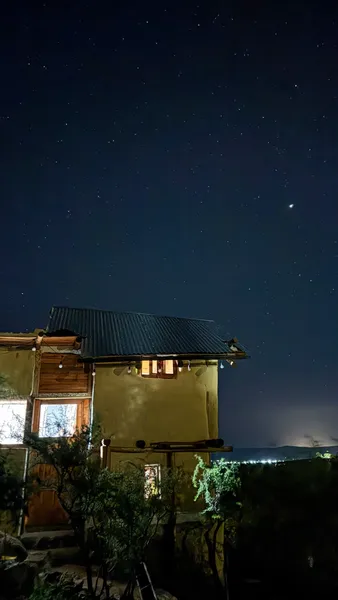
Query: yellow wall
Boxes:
[
  {"xmin": 0, "ymin": 348, "xmax": 34, "ymax": 397},
  {"xmin": 94, "ymin": 360, "xmax": 218, "ymax": 501},
  {"xmin": 94, "ymin": 360, "xmax": 218, "ymax": 444}
]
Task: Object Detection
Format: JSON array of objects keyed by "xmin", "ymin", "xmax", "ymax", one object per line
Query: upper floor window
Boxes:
[{"xmin": 141, "ymin": 359, "xmax": 176, "ymax": 378}]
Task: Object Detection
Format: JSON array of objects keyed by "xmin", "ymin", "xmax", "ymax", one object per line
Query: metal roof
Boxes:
[{"xmin": 46, "ymin": 306, "xmax": 247, "ymax": 360}]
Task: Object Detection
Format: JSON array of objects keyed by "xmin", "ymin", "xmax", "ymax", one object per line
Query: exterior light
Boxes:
[
  {"xmin": 226, "ymin": 359, "xmax": 234, "ymax": 367},
  {"xmin": 92, "ymin": 366, "xmax": 96, "ymax": 377},
  {"xmin": 177, "ymin": 359, "xmax": 184, "ymax": 372},
  {"xmin": 127, "ymin": 365, "xmax": 132, "ymax": 374},
  {"xmin": 220, "ymin": 361, "xmax": 225, "ymax": 369},
  {"xmin": 32, "ymin": 344, "xmax": 36, "ymax": 352},
  {"xmin": 59, "ymin": 359, "xmax": 63, "ymax": 369},
  {"xmin": 187, "ymin": 361, "xmax": 191, "ymax": 371}
]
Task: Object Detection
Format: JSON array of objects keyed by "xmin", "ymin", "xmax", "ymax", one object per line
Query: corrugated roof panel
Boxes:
[{"xmin": 47, "ymin": 306, "xmax": 245, "ymax": 359}]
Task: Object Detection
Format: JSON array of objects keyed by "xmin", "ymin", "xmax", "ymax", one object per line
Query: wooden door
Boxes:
[{"xmin": 25, "ymin": 398, "xmax": 90, "ymax": 530}]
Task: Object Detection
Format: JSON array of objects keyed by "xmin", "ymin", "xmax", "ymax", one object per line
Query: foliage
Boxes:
[
  {"xmin": 0, "ymin": 451, "xmax": 25, "ymax": 528},
  {"xmin": 30, "ymin": 573, "xmax": 90, "ymax": 600},
  {"xmin": 193, "ymin": 455, "xmax": 338, "ymax": 597},
  {"xmin": 24, "ymin": 423, "xmax": 180, "ymax": 599},
  {"xmin": 193, "ymin": 455, "xmax": 241, "ymax": 521},
  {"xmin": 0, "ymin": 373, "xmax": 15, "ymax": 399},
  {"xmin": 192, "ymin": 456, "xmax": 241, "ymax": 598}
]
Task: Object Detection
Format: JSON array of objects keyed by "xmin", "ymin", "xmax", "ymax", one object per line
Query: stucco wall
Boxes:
[
  {"xmin": 0, "ymin": 348, "xmax": 34, "ymax": 397},
  {"xmin": 94, "ymin": 360, "xmax": 218, "ymax": 475},
  {"xmin": 94, "ymin": 361, "xmax": 218, "ymax": 442}
]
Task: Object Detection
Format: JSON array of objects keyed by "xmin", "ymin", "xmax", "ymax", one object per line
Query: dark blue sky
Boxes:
[{"xmin": 1, "ymin": 0, "xmax": 337, "ymax": 447}]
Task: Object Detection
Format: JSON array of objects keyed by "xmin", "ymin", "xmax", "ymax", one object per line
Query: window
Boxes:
[
  {"xmin": 144, "ymin": 464, "xmax": 161, "ymax": 498},
  {"xmin": 141, "ymin": 359, "xmax": 176, "ymax": 378},
  {"xmin": 39, "ymin": 403, "xmax": 78, "ymax": 438},
  {"xmin": 0, "ymin": 400, "xmax": 27, "ymax": 445}
]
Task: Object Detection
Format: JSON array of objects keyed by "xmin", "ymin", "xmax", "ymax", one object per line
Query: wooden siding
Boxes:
[{"xmin": 38, "ymin": 353, "xmax": 91, "ymax": 394}]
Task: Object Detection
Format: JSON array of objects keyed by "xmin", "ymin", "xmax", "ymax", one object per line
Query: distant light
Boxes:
[{"xmin": 288, "ymin": 203, "xmax": 294, "ymax": 209}]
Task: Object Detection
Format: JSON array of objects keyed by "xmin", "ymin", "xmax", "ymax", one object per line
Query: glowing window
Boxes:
[
  {"xmin": 164, "ymin": 360, "xmax": 174, "ymax": 375},
  {"xmin": 141, "ymin": 360, "xmax": 150, "ymax": 376},
  {"xmin": 144, "ymin": 464, "xmax": 161, "ymax": 498},
  {"xmin": 0, "ymin": 401, "xmax": 27, "ymax": 445},
  {"xmin": 140, "ymin": 359, "xmax": 176, "ymax": 379},
  {"xmin": 39, "ymin": 403, "xmax": 77, "ymax": 438}
]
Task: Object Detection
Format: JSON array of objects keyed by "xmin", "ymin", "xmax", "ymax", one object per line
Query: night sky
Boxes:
[{"xmin": 1, "ymin": 1, "xmax": 337, "ymax": 448}]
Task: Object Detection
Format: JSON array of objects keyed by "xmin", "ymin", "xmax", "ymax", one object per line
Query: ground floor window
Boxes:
[
  {"xmin": 0, "ymin": 400, "xmax": 27, "ymax": 444},
  {"xmin": 144, "ymin": 463, "xmax": 161, "ymax": 498}
]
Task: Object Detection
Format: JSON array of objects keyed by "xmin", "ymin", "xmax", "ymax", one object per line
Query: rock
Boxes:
[
  {"xmin": 0, "ymin": 531, "xmax": 28, "ymax": 562},
  {"xmin": 0, "ymin": 560, "xmax": 36, "ymax": 598},
  {"xmin": 156, "ymin": 590, "xmax": 178, "ymax": 600}
]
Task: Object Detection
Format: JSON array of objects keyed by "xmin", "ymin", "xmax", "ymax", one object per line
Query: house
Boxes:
[{"xmin": 0, "ymin": 307, "xmax": 248, "ymax": 530}]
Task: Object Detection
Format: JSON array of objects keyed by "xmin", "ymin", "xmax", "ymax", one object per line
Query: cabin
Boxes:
[{"xmin": 0, "ymin": 307, "xmax": 248, "ymax": 530}]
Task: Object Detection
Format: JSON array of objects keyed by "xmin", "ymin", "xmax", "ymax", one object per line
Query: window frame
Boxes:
[
  {"xmin": 140, "ymin": 359, "xmax": 176, "ymax": 379},
  {"xmin": 144, "ymin": 463, "xmax": 161, "ymax": 498},
  {"xmin": 32, "ymin": 398, "xmax": 88, "ymax": 439},
  {"xmin": 0, "ymin": 399, "xmax": 27, "ymax": 445}
]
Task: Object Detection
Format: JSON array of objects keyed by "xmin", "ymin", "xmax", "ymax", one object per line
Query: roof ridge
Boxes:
[{"xmin": 51, "ymin": 305, "xmax": 215, "ymax": 324}]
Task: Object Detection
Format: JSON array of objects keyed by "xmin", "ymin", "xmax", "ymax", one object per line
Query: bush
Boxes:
[{"xmin": 30, "ymin": 573, "xmax": 90, "ymax": 600}]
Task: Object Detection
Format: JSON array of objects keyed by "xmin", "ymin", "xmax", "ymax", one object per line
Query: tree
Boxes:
[
  {"xmin": 25, "ymin": 423, "xmax": 180, "ymax": 599},
  {"xmin": 0, "ymin": 451, "xmax": 25, "ymax": 531},
  {"xmin": 0, "ymin": 373, "xmax": 15, "ymax": 399},
  {"xmin": 192, "ymin": 456, "xmax": 241, "ymax": 599}
]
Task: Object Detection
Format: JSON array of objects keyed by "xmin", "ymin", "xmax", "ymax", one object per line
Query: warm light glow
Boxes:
[
  {"xmin": 0, "ymin": 401, "xmax": 27, "ymax": 444},
  {"xmin": 152, "ymin": 360, "xmax": 158, "ymax": 373},
  {"xmin": 144, "ymin": 464, "xmax": 161, "ymax": 498},
  {"xmin": 141, "ymin": 360, "xmax": 150, "ymax": 375},
  {"xmin": 164, "ymin": 359, "xmax": 174, "ymax": 374}
]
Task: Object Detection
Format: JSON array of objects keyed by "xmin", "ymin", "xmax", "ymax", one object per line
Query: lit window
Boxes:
[
  {"xmin": 39, "ymin": 403, "xmax": 77, "ymax": 438},
  {"xmin": 144, "ymin": 464, "xmax": 161, "ymax": 498},
  {"xmin": 164, "ymin": 360, "xmax": 174, "ymax": 375},
  {"xmin": 140, "ymin": 359, "xmax": 176, "ymax": 378},
  {"xmin": 0, "ymin": 401, "xmax": 27, "ymax": 445},
  {"xmin": 141, "ymin": 361, "xmax": 150, "ymax": 376}
]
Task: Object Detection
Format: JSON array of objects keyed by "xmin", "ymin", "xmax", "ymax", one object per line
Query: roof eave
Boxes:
[{"xmin": 79, "ymin": 351, "xmax": 249, "ymax": 363}]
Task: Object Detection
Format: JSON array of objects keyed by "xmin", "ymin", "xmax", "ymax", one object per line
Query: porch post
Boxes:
[{"xmin": 100, "ymin": 438, "xmax": 111, "ymax": 469}]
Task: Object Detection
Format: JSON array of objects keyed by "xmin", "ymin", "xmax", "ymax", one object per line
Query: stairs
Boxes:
[{"xmin": 21, "ymin": 530, "xmax": 82, "ymax": 567}]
